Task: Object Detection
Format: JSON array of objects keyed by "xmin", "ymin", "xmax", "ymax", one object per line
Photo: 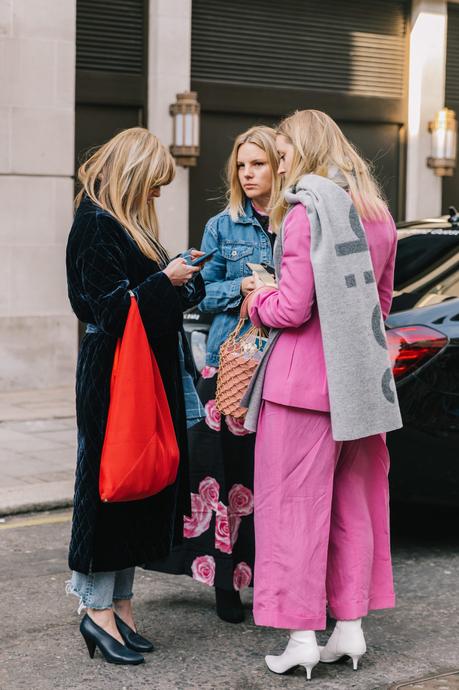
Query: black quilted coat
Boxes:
[{"xmin": 66, "ymin": 196, "xmax": 203, "ymax": 574}]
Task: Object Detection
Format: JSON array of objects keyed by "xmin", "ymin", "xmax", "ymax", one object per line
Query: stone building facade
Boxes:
[{"xmin": 0, "ymin": 0, "xmax": 457, "ymax": 390}]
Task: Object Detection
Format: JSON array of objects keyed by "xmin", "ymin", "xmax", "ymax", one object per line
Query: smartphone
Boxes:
[
  {"xmin": 189, "ymin": 248, "xmax": 218, "ymax": 266},
  {"xmin": 246, "ymin": 262, "xmax": 277, "ymax": 287},
  {"xmin": 260, "ymin": 262, "xmax": 275, "ymax": 276}
]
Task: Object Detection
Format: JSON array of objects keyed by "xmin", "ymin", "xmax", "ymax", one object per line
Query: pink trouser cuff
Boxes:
[
  {"xmin": 254, "ymin": 594, "xmax": 396, "ymax": 630},
  {"xmin": 327, "ymin": 594, "xmax": 396, "ymax": 621},
  {"xmin": 253, "ymin": 608, "xmax": 327, "ymax": 631}
]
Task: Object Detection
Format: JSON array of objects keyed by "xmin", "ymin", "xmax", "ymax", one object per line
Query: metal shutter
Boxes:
[
  {"xmin": 76, "ymin": 0, "xmax": 145, "ymax": 74},
  {"xmin": 446, "ymin": 3, "xmax": 459, "ymax": 103},
  {"xmin": 442, "ymin": 4, "xmax": 459, "ymax": 213},
  {"xmin": 192, "ymin": 0, "xmax": 408, "ymax": 98}
]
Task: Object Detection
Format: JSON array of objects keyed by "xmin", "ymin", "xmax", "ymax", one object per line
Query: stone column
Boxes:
[
  {"xmin": 406, "ymin": 0, "xmax": 448, "ymax": 219},
  {"xmin": 0, "ymin": 0, "xmax": 77, "ymax": 390},
  {"xmin": 148, "ymin": 0, "xmax": 192, "ymax": 257}
]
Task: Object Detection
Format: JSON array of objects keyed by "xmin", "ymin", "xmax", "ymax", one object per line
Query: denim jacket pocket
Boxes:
[{"xmin": 221, "ymin": 242, "xmax": 255, "ymax": 278}]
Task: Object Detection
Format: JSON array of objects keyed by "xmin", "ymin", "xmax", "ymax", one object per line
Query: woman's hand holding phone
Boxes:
[
  {"xmin": 189, "ymin": 249, "xmax": 205, "ymax": 264},
  {"xmin": 251, "ymin": 272, "xmax": 265, "ymax": 290},
  {"xmin": 242, "ymin": 266, "xmax": 276, "ymax": 295},
  {"xmin": 241, "ymin": 276, "xmax": 257, "ymax": 296},
  {"xmin": 184, "ymin": 248, "xmax": 218, "ymax": 266},
  {"xmin": 163, "ymin": 257, "xmax": 201, "ymax": 287}
]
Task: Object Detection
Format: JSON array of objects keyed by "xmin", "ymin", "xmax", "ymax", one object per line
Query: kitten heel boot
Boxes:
[
  {"xmin": 265, "ymin": 630, "xmax": 320, "ymax": 680},
  {"xmin": 319, "ymin": 619, "xmax": 366, "ymax": 670}
]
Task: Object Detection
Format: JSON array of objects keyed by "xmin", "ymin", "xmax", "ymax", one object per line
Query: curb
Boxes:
[
  {"xmin": 0, "ymin": 497, "xmax": 73, "ymax": 518},
  {"xmin": 390, "ymin": 670, "xmax": 459, "ymax": 689},
  {"xmin": 0, "ymin": 480, "xmax": 74, "ymax": 517}
]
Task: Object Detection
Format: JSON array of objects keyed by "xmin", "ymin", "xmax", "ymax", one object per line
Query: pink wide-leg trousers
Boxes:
[{"xmin": 253, "ymin": 400, "xmax": 395, "ymax": 630}]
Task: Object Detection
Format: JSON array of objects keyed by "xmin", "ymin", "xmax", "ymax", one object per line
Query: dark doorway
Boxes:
[
  {"xmin": 74, "ymin": 0, "xmax": 148, "ymax": 341},
  {"xmin": 75, "ymin": 0, "xmax": 148, "ymax": 172}
]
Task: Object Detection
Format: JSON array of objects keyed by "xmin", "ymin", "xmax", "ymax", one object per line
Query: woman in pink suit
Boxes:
[{"xmin": 246, "ymin": 110, "xmax": 401, "ymax": 680}]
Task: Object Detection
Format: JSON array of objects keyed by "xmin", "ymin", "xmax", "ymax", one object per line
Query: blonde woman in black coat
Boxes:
[{"xmin": 66, "ymin": 127, "xmax": 205, "ymax": 665}]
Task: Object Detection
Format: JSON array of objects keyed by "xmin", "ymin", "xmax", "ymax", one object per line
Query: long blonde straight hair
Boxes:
[
  {"xmin": 75, "ymin": 127, "xmax": 175, "ymax": 263},
  {"xmin": 226, "ymin": 125, "xmax": 280, "ymax": 221},
  {"xmin": 271, "ymin": 110, "xmax": 388, "ymax": 231}
]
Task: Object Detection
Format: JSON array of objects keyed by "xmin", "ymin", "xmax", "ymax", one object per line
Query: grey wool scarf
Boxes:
[{"xmin": 242, "ymin": 173, "xmax": 402, "ymax": 441}]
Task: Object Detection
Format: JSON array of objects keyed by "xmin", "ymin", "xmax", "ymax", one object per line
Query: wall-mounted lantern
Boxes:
[
  {"xmin": 169, "ymin": 91, "xmax": 200, "ymax": 167},
  {"xmin": 427, "ymin": 107, "xmax": 457, "ymax": 177}
]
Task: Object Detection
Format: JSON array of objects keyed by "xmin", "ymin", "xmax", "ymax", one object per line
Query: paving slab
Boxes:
[
  {"xmin": 0, "ymin": 387, "xmax": 76, "ymax": 515},
  {"xmin": 0, "ymin": 386, "xmax": 75, "ymax": 421}
]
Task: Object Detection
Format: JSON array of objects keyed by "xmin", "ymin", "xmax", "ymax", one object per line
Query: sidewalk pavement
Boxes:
[{"xmin": 0, "ymin": 386, "xmax": 76, "ymax": 516}]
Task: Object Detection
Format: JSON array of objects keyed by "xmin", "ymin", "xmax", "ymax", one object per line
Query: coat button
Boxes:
[{"xmin": 231, "ymin": 250, "xmax": 238, "ymax": 257}]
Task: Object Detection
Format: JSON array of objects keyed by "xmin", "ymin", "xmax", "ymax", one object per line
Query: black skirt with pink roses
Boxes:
[{"xmin": 149, "ymin": 366, "xmax": 255, "ymax": 592}]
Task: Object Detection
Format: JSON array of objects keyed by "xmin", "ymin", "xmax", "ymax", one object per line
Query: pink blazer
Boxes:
[{"xmin": 248, "ymin": 203, "xmax": 398, "ymax": 412}]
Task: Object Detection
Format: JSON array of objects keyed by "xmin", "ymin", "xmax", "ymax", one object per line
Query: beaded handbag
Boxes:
[{"xmin": 215, "ymin": 294, "xmax": 268, "ymax": 419}]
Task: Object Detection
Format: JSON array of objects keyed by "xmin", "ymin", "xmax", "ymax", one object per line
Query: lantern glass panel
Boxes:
[
  {"xmin": 430, "ymin": 109, "xmax": 458, "ymax": 161},
  {"xmin": 432, "ymin": 126, "xmax": 457, "ymax": 160},
  {"xmin": 175, "ymin": 113, "xmax": 184, "ymax": 147},
  {"xmin": 184, "ymin": 112, "xmax": 193, "ymax": 146},
  {"xmin": 432, "ymin": 128, "xmax": 446, "ymax": 159}
]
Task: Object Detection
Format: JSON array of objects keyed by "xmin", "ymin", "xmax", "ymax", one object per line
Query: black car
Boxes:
[
  {"xmin": 183, "ymin": 210, "xmax": 459, "ymax": 506},
  {"xmin": 385, "ymin": 210, "xmax": 459, "ymax": 506}
]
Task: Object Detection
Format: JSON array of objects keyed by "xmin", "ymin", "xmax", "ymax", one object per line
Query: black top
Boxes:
[{"xmin": 252, "ymin": 204, "xmax": 275, "ymax": 250}]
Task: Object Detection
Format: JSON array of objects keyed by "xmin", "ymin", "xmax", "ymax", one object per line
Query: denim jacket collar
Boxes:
[{"xmin": 234, "ymin": 198, "xmax": 258, "ymax": 226}]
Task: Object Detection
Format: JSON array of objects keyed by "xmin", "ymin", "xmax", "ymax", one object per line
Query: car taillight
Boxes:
[{"xmin": 386, "ymin": 325, "xmax": 448, "ymax": 381}]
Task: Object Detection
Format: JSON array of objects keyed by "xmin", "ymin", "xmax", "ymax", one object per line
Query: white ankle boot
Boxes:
[
  {"xmin": 319, "ymin": 619, "xmax": 366, "ymax": 670},
  {"xmin": 265, "ymin": 630, "xmax": 320, "ymax": 680}
]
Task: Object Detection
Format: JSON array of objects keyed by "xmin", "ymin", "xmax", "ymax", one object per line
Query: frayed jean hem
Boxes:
[
  {"xmin": 65, "ymin": 582, "xmax": 112, "ymax": 614},
  {"xmin": 65, "ymin": 567, "xmax": 135, "ymax": 613}
]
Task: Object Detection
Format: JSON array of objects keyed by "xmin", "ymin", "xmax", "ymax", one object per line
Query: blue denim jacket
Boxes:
[{"xmin": 199, "ymin": 200, "xmax": 274, "ymax": 367}]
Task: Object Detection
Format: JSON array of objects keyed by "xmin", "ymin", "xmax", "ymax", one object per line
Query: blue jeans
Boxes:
[{"xmin": 66, "ymin": 568, "xmax": 135, "ymax": 612}]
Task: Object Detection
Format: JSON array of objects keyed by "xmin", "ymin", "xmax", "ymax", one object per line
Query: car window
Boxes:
[{"xmin": 393, "ymin": 230, "xmax": 459, "ymax": 311}]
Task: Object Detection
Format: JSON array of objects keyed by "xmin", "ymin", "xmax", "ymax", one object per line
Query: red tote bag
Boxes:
[{"xmin": 99, "ymin": 295, "xmax": 180, "ymax": 502}]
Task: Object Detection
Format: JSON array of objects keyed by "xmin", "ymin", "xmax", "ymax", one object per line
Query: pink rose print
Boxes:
[
  {"xmin": 215, "ymin": 501, "xmax": 232, "ymax": 554},
  {"xmin": 201, "ymin": 365, "xmax": 218, "ymax": 379},
  {"xmin": 228, "ymin": 484, "xmax": 254, "ymax": 517},
  {"xmin": 233, "ymin": 562, "xmax": 252, "ymax": 591},
  {"xmin": 198, "ymin": 476, "xmax": 220, "ymax": 511},
  {"xmin": 204, "ymin": 399, "xmax": 221, "ymax": 432},
  {"xmin": 183, "ymin": 493, "xmax": 212, "ymax": 538},
  {"xmin": 229, "ymin": 513, "xmax": 242, "ymax": 547},
  {"xmin": 225, "ymin": 415, "xmax": 251, "ymax": 436},
  {"xmin": 191, "ymin": 555, "xmax": 216, "ymax": 586}
]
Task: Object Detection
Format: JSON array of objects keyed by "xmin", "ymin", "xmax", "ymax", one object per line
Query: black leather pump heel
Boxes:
[
  {"xmin": 114, "ymin": 613, "xmax": 154, "ymax": 653},
  {"xmin": 82, "ymin": 633, "xmax": 97, "ymax": 658},
  {"xmin": 80, "ymin": 614, "xmax": 145, "ymax": 665}
]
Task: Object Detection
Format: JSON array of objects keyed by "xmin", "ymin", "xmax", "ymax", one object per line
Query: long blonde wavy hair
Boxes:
[
  {"xmin": 75, "ymin": 127, "xmax": 175, "ymax": 263},
  {"xmin": 271, "ymin": 110, "xmax": 388, "ymax": 231},
  {"xmin": 226, "ymin": 125, "xmax": 281, "ymax": 221}
]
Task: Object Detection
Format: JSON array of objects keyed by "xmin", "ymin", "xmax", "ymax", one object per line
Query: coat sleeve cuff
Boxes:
[
  {"xmin": 248, "ymin": 286, "xmax": 277, "ymax": 326},
  {"xmin": 133, "ymin": 270, "xmax": 183, "ymax": 333}
]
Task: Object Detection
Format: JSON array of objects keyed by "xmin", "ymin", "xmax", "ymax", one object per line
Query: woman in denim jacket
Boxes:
[{"xmin": 154, "ymin": 126, "xmax": 279, "ymax": 622}]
